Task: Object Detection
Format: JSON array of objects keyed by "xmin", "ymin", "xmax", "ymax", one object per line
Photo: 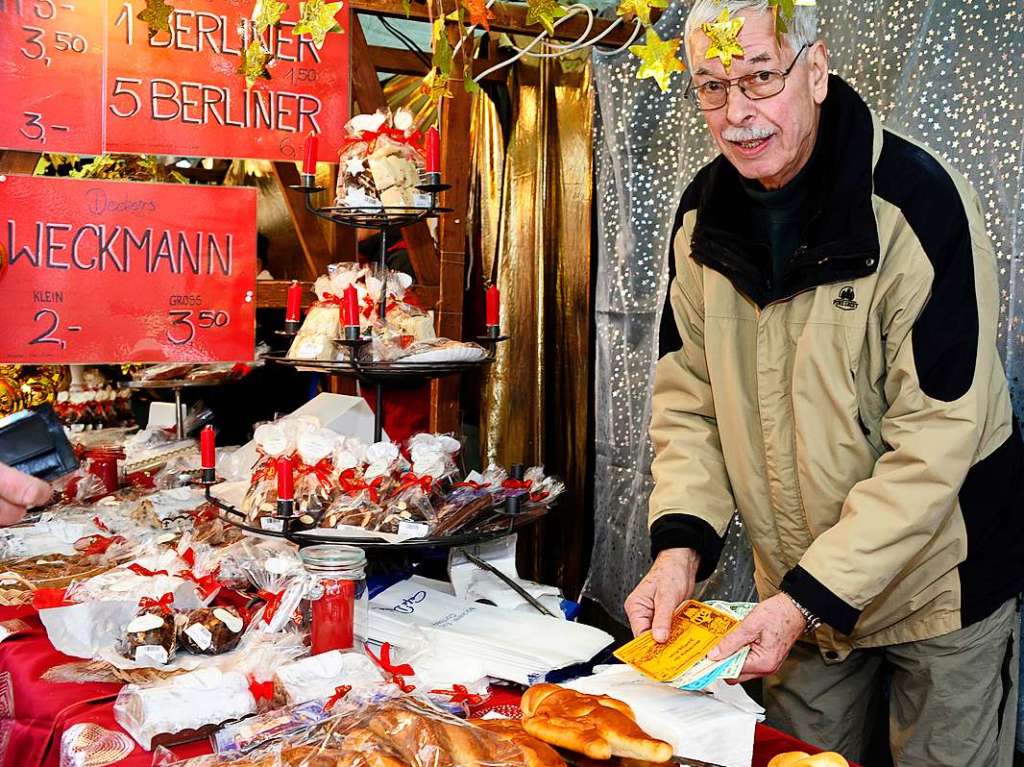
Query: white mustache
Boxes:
[{"xmin": 721, "ymin": 126, "xmax": 775, "ymax": 141}]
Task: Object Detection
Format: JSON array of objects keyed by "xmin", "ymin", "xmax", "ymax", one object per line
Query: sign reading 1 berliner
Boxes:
[
  {"xmin": 0, "ymin": 175, "xmax": 257, "ymax": 363},
  {"xmin": 0, "ymin": 0, "xmax": 349, "ymax": 161}
]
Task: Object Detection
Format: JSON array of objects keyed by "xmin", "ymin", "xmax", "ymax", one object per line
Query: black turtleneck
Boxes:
[{"xmin": 741, "ymin": 148, "xmax": 816, "ymax": 302}]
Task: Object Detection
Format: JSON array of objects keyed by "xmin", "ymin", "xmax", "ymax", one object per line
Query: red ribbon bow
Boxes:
[
  {"xmin": 502, "ymin": 479, "xmax": 532, "ymax": 492},
  {"xmin": 248, "ymin": 676, "xmax": 275, "ymax": 703},
  {"xmin": 428, "ymin": 684, "xmax": 483, "ymax": 706},
  {"xmin": 128, "ymin": 564, "xmax": 170, "ymax": 578},
  {"xmin": 32, "ymin": 587, "xmax": 71, "ymax": 610},
  {"xmin": 339, "ymin": 469, "xmax": 383, "ymax": 504},
  {"xmin": 324, "ymin": 684, "xmax": 352, "ymax": 711},
  {"xmin": 258, "ymin": 589, "xmax": 285, "ymax": 625},
  {"xmin": 180, "ymin": 548, "xmax": 196, "ymax": 569},
  {"xmin": 364, "ymin": 642, "xmax": 416, "ymax": 693},
  {"xmin": 79, "ymin": 534, "xmax": 125, "ymax": 557},
  {"xmin": 91, "ymin": 516, "xmax": 111, "ymax": 533},
  {"xmin": 319, "ymin": 293, "xmax": 347, "ymax": 326},
  {"xmin": 338, "ymin": 126, "xmax": 425, "ymax": 159},
  {"xmin": 394, "ymin": 472, "xmax": 434, "ymax": 497},
  {"xmin": 295, "ymin": 458, "xmax": 335, "ymax": 490},
  {"xmin": 138, "ymin": 592, "xmax": 175, "ymax": 615},
  {"xmin": 452, "ymin": 480, "xmax": 488, "ymax": 491},
  {"xmin": 193, "ymin": 505, "xmax": 220, "ymax": 524},
  {"xmin": 251, "ymin": 455, "xmax": 293, "ymax": 484},
  {"xmin": 178, "ymin": 567, "xmax": 223, "ymax": 599}
]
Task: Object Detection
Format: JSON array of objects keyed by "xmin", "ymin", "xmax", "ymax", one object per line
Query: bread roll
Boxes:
[
  {"xmin": 520, "ymin": 684, "xmax": 672, "ymax": 763},
  {"xmin": 468, "ymin": 719, "xmax": 566, "ymax": 767},
  {"xmin": 767, "ymin": 752, "xmax": 849, "ymax": 767}
]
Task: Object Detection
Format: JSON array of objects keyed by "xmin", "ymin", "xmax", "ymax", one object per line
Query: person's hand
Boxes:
[
  {"xmin": 0, "ymin": 462, "xmax": 52, "ymax": 526},
  {"xmin": 624, "ymin": 548, "xmax": 700, "ymax": 642},
  {"xmin": 706, "ymin": 593, "xmax": 806, "ymax": 682}
]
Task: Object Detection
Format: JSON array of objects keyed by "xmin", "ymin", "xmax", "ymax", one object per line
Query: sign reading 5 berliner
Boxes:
[{"xmin": 0, "ymin": 0, "xmax": 348, "ymax": 162}]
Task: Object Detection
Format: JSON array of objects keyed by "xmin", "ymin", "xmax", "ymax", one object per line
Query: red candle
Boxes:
[
  {"xmin": 200, "ymin": 425, "xmax": 216, "ymax": 469},
  {"xmin": 302, "ymin": 132, "xmax": 318, "ymax": 176},
  {"xmin": 425, "ymin": 126, "xmax": 440, "ymax": 174},
  {"xmin": 344, "ymin": 285, "xmax": 359, "ymax": 328},
  {"xmin": 285, "ymin": 280, "xmax": 302, "ymax": 323},
  {"xmin": 486, "ymin": 284, "xmax": 500, "ymax": 327},
  {"xmin": 276, "ymin": 456, "xmax": 294, "ymax": 501}
]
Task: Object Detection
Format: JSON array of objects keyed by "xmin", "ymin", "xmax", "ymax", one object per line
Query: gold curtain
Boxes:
[{"xmin": 471, "ymin": 50, "xmax": 595, "ymax": 596}]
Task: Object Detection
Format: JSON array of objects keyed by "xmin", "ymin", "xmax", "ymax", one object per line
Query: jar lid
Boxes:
[{"xmin": 299, "ymin": 544, "xmax": 366, "ymax": 573}]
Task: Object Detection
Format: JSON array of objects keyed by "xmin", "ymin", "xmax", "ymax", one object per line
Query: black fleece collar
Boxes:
[{"xmin": 688, "ymin": 75, "xmax": 882, "ymax": 308}]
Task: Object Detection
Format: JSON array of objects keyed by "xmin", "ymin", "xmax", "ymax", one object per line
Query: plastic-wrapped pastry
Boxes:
[
  {"xmin": 177, "ymin": 607, "xmax": 245, "ymax": 655},
  {"xmin": 121, "ymin": 605, "xmax": 177, "ymax": 665}
]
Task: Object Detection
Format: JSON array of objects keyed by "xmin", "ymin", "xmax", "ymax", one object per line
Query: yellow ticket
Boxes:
[{"xmin": 613, "ymin": 600, "xmax": 739, "ymax": 682}]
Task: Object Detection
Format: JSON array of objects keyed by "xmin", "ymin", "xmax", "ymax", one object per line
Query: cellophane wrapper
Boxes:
[{"xmin": 159, "ymin": 696, "xmax": 534, "ymax": 767}]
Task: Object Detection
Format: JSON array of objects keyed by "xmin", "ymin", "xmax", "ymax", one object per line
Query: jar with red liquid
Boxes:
[{"xmin": 300, "ymin": 545, "xmax": 367, "ymax": 655}]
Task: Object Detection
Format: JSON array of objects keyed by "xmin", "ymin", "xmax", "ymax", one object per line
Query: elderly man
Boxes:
[{"xmin": 624, "ymin": 1, "xmax": 1024, "ymax": 764}]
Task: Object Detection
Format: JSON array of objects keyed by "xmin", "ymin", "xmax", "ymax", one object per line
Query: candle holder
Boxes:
[
  {"xmin": 506, "ymin": 463, "xmax": 525, "ymax": 516},
  {"xmin": 484, "ymin": 325, "xmax": 501, "ymax": 340},
  {"xmin": 296, "ymin": 174, "xmax": 320, "ymax": 193},
  {"xmin": 275, "ymin": 498, "xmax": 295, "ymax": 533},
  {"xmin": 343, "ymin": 326, "xmax": 361, "ymax": 342},
  {"xmin": 284, "ymin": 319, "xmax": 302, "ymax": 334},
  {"xmin": 200, "ymin": 467, "xmax": 217, "ymax": 485}
]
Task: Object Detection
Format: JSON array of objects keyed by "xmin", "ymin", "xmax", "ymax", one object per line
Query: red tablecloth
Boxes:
[{"xmin": 0, "ymin": 605, "xmax": 851, "ymax": 767}]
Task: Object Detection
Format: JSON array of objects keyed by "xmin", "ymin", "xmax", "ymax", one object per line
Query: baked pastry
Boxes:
[
  {"xmin": 468, "ymin": 719, "xmax": 566, "ymax": 767},
  {"xmin": 121, "ymin": 607, "xmax": 177, "ymax": 665},
  {"xmin": 767, "ymin": 753, "xmax": 849, "ymax": 767},
  {"xmin": 177, "ymin": 607, "xmax": 245, "ymax": 655},
  {"xmin": 520, "ymin": 684, "xmax": 672, "ymax": 763}
]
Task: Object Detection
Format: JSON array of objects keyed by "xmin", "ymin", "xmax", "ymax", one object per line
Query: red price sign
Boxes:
[
  {"xmin": 0, "ymin": 0, "xmax": 349, "ymax": 161},
  {"xmin": 0, "ymin": 174, "xmax": 257, "ymax": 363}
]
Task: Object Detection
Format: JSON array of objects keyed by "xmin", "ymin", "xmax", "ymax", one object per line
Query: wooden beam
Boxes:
[
  {"xmin": 271, "ymin": 161, "xmax": 332, "ymax": 280},
  {"xmin": 368, "ymin": 45, "xmax": 509, "ymax": 81},
  {"xmin": 257, "ymin": 279, "xmax": 439, "ymax": 309},
  {"xmin": 352, "ymin": 0, "xmax": 638, "ymax": 47},
  {"xmin": 350, "ymin": 16, "xmax": 441, "ymax": 286},
  {"xmin": 429, "ymin": 10, "xmax": 475, "ymax": 434},
  {"xmin": 0, "ymin": 151, "xmax": 41, "ymax": 175}
]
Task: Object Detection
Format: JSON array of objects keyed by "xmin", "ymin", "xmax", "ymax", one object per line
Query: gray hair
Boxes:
[{"xmin": 683, "ymin": 0, "xmax": 819, "ymax": 67}]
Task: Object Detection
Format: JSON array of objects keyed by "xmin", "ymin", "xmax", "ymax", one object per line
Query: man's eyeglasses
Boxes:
[{"xmin": 685, "ymin": 44, "xmax": 809, "ymax": 111}]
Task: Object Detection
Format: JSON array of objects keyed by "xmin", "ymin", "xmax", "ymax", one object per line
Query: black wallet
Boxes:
[{"xmin": 0, "ymin": 404, "xmax": 79, "ymax": 481}]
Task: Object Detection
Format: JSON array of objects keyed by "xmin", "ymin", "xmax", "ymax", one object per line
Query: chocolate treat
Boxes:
[
  {"xmin": 178, "ymin": 607, "xmax": 245, "ymax": 655},
  {"xmin": 122, "ymin": 608, "xmax": 177, "ymax": 665}
]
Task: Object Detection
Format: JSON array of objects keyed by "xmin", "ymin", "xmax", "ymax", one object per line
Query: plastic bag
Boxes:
[{"xmin": 335, "ymin": 109, "xmax": 428, "ymax": 210}]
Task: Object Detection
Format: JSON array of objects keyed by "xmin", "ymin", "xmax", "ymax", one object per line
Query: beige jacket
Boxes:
[{"xmin": 649, "ymin": 76, "xmax": 1024, "ymax": 658}]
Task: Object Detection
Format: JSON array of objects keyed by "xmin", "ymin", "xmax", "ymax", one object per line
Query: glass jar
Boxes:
[{"xmin": 299, "ymin": 544, "xmax": 367, "ymax": 655}]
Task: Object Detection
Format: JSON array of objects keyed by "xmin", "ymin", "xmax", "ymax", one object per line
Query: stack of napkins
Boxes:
[
  {"xmin": 366, "ymin": 577, "xmax": 612, "ymax": 684},
  {"xmin": 564, "ymin": 664, "xmax": 763, "ymax": 767}
]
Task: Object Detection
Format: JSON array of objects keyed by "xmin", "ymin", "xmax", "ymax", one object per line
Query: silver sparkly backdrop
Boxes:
[{"xmin": 584, "ymin": 0, "xmax": 1024, "ymax": 626}]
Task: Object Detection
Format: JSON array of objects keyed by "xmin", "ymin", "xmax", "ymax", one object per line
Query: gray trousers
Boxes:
[{"xmin": 764, "ymin": 598, "xmax": 1019, "ymax": 767}]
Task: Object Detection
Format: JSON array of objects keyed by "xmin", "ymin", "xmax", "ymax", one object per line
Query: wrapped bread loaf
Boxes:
[
  {"xmin": 520, "ymin": 683, "xmax": 672, "ymax": 763},
  {"xmin": 468, "ymin": 719, "xmax": 566, "ymax": 767}
]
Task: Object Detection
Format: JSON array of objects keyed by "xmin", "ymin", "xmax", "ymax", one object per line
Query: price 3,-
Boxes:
[
  {"xmin": 29, "ymin": 308, "xmax": 81, "ymax": 350},
  {"xmin": 166, "ymin": 309, "xmax": 231, "ymax": 346}
]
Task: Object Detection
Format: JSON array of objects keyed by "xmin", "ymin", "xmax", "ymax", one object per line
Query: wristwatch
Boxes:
[{"xmin": 781, "ymin": 591, "xmax": 822, "ymax": 634}]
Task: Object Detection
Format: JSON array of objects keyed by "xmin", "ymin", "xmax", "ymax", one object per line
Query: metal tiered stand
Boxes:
[
  {"xmin": 208, "ymin": 170, "xmax": 539, "ymax": 558},
  {"xmin": 263, "ymin": 172, "xmax": 508, "ymax": 443}
]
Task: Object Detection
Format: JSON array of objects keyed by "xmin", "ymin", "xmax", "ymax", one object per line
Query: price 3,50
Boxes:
[{"xmin": 166, "ymin": 309, "xmax": 230, "ymax": 346}]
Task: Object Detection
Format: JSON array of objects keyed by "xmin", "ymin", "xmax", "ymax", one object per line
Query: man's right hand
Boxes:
[
  {"xmin": 0, "ymin": 462, "xmax": 52, "ymax": 527},
  {"xmin": 624, "ymin": 548, "xmax": 700, "ymax": 643}
]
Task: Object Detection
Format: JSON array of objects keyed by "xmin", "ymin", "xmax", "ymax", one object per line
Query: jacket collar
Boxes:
[{"xmin": 689, "ymin": 75, "xmax": 882, "ymax": 308}]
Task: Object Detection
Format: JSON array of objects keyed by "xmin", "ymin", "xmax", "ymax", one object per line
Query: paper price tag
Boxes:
[
  {"xmin": 185, "ymin": 622, "xmax": 213, "ymax": 651},
  {"xmin": 261, "ymin": 517, "xmax": 284, "ymax": 533},
  {"xmin": 613, "ymin": 599, "xmax": 738, "ymax": 683},
  {"xmin": 397, "ymin": 521, "xmax": 429, "ymax": 540}
]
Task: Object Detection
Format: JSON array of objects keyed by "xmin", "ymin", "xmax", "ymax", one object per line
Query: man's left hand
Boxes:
[{"xmin": 706, "ymin": 593, "xmax": 806, "ymax": 683}]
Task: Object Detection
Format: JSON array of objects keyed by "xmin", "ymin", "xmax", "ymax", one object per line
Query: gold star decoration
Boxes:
[
  {"xmin": 615, "ymin": 0, "xmax": 667, "ymax": 28},
  {"xmin": 525, "ymin": 0, "xmax": 567, "ymax": 37},
  {"xmin": 237, "ymin": 39, "xmax": 272, "ymax": 89},
  {"xmin": 420, "ymin": 67, "xmax": 453, "ymax": 106},
  {"xmin": 702, "ymin": 8, "xmax": 745, "ymax": 71},
  {"xmin": 252, "ymin": 0, "xmax": 287, "ymax": 33},
  {"xmin": 462, "ymin": 0, "xmax": 493, "ymax": 30},
  {"xmin": 136, "ymin": 0, "xmax": 173, "ymax": 38},
  {"xmin": 629, "ymin": 27, "xmax": 686, "ymax": 92},
  {"xmin": 293, "ymin": 0, "xmax": 344, "ymax": 49}
]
